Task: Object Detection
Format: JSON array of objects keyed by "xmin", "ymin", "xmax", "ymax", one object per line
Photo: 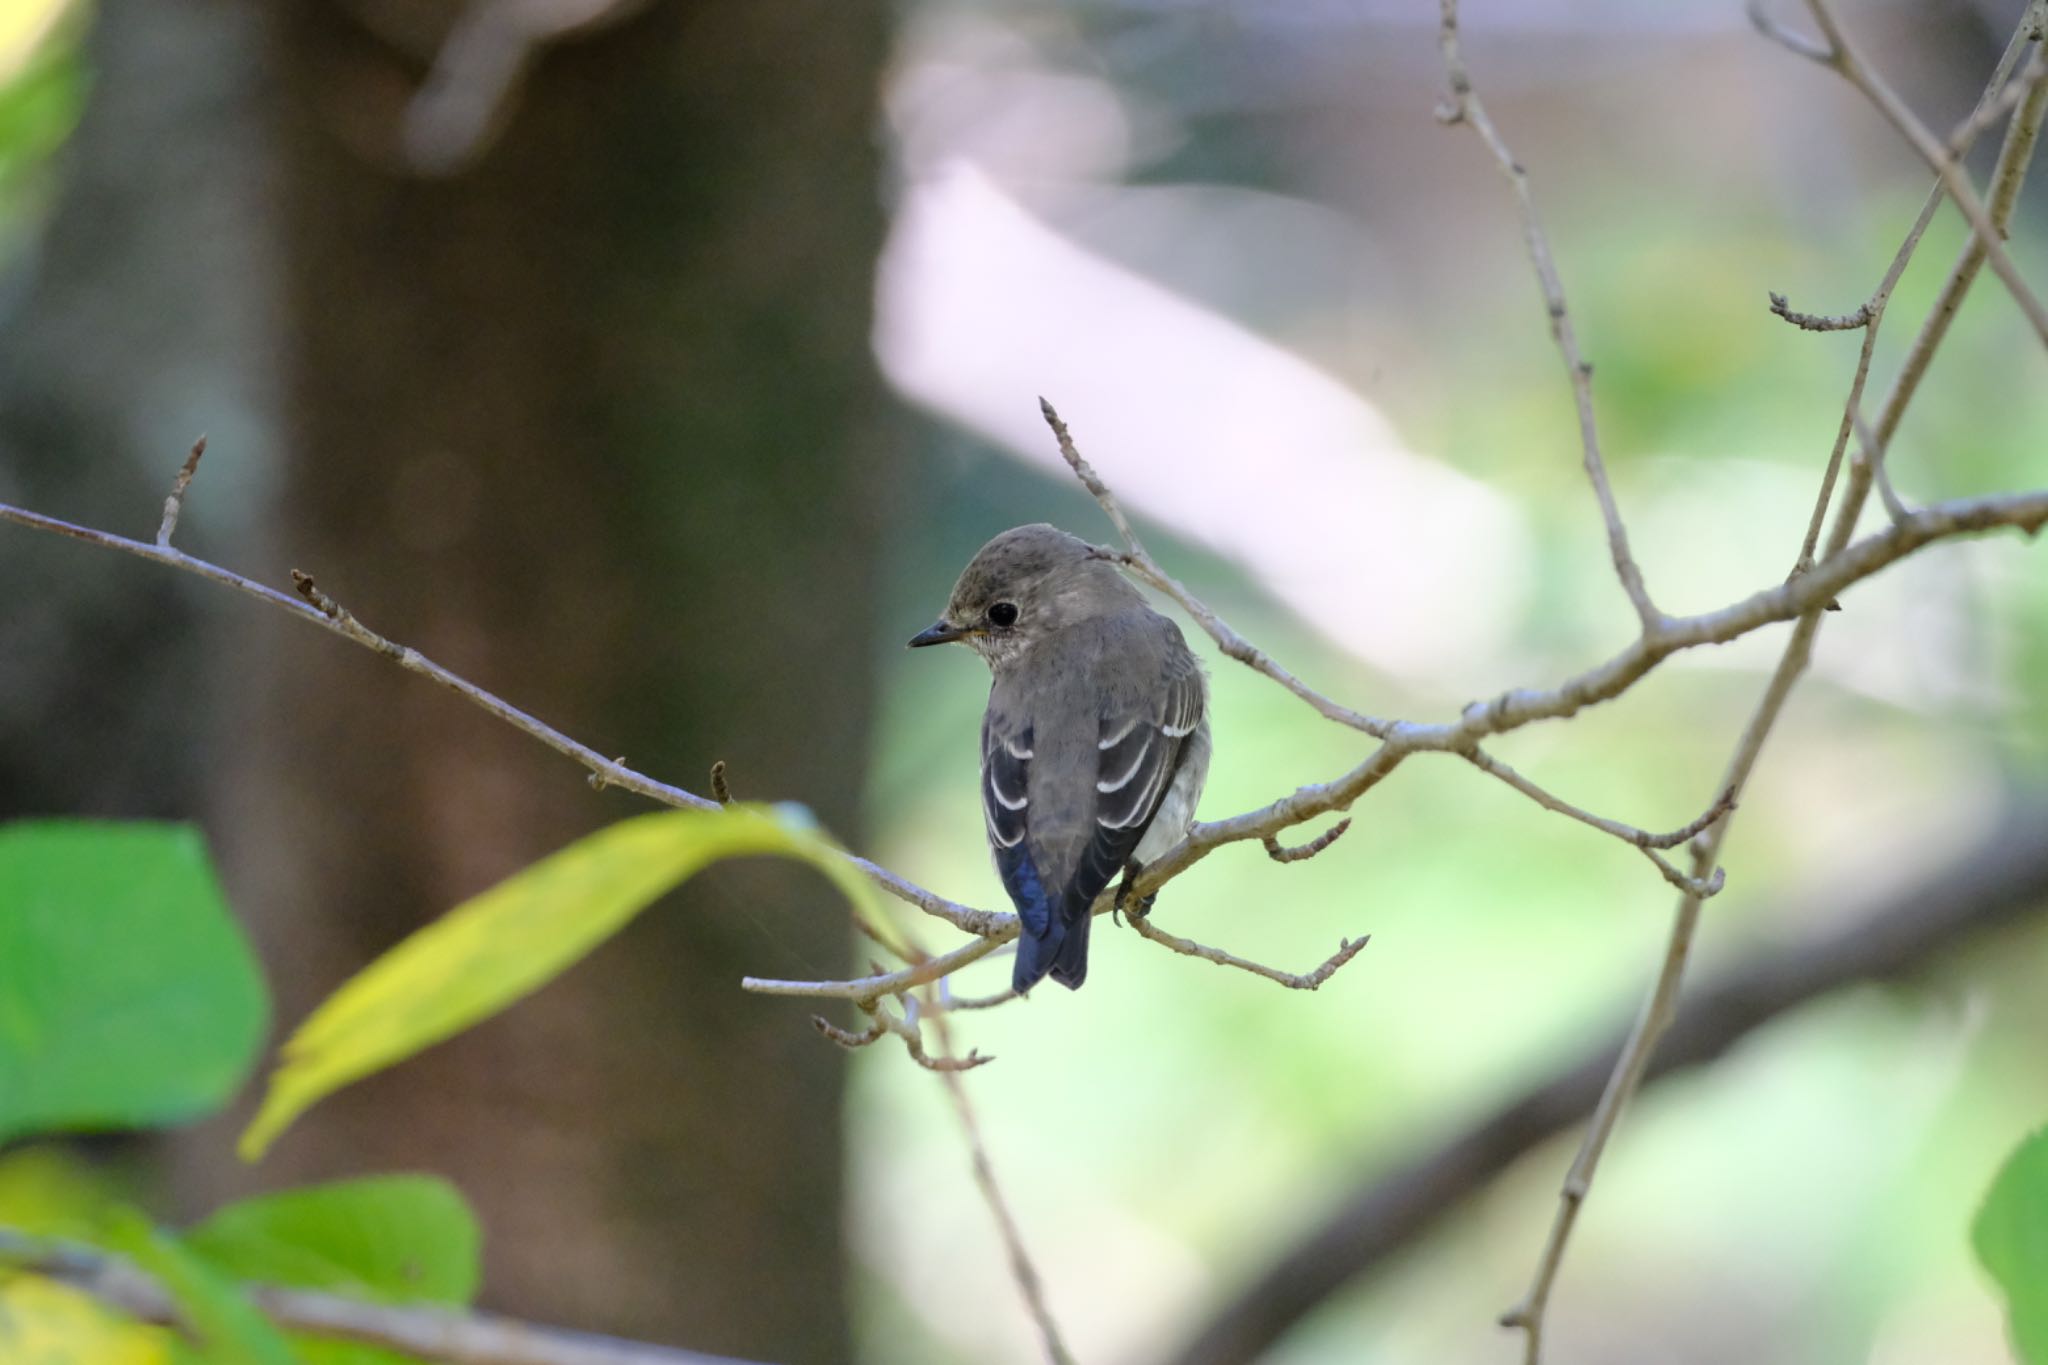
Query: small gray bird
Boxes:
[{"xmin": 909, "ymin": 524, "xmax": 1210, "ymax": 992}]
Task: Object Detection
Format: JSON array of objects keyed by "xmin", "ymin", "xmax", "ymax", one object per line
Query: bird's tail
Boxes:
[{"xmin": 1013, "ymin": 908, "xmax": 1090, "ymax": 993}]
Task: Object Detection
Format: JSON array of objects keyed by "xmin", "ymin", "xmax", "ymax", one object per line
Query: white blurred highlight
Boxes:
[{"xmin": 876, "ymin": 161, "xmax": 1532, "ymax": 683}]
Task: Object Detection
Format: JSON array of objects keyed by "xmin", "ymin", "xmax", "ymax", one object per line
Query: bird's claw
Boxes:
[{"xmin": 1113, "ymin": 862, "xmax": 1157, "ymax": 923}]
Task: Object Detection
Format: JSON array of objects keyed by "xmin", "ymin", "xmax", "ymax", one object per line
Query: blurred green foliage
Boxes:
[
  {"xmin": 0, "ymin": 1, "xmax": 84, "ymax": 246},
  {"xmin": 0, "ymin": 820, "xmax": 486, "ymax": 1365},
  {"xmin": 186, "ymin": 1177, "xmax": 481, "ymax": 1308},
  {"xmin": 113, "ymin": 1210, "xmax": 301, "ymax": 1365},
  {"xmin": 188, "ymin": 1177, "xmax": 482, "ymax": 1365},
  {"xmin": 1976, "ymin": 1126, "xmax": 2048, "ymax": 1365},
  {"xmin": 0, "ymin": 822, "xmax": 266, "ymax": 1145}
]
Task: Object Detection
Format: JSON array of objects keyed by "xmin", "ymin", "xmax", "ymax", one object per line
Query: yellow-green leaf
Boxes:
[
  {"xmin": 239, "ymin": 805, "xmax": 883, "ymax": 1159},
  {"xmin": 0, "ymin": 1274, "xmax": 174, "ymax": 1365}
]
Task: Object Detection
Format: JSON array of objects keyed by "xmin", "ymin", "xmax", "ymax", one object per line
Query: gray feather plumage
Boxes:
[{"xmin": 912, "ymin": 524, "xmax": 1210, "ymax": 993}]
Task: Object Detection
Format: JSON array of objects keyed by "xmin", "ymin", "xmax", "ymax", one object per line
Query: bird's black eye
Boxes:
[{"xmin": 986, "ymin": 601, "xmax": 1020, "ymax": 628}]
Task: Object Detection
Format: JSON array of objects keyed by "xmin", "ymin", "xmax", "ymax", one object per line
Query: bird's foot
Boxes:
[{"xmin": 1113, "ymin": 860, "xmax": 1157, "ymax": 924}]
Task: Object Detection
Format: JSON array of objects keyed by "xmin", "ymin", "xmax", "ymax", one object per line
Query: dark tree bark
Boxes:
[{"xmin": 0, "ymin": 2, "xmax": 902, "ymax": 1361}]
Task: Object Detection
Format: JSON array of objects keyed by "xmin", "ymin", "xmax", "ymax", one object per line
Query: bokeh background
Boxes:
[{"xmin": 2, "ymin": 1, "xmax": 2047, "ymax": 1363}]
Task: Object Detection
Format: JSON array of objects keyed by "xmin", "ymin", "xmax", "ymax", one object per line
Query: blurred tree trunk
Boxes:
[
  {"xmin": 154, "ymin": 3, "xmax": 894, "ymax": 1362},
  {"xmin": 0, "ymin": 0, "xmax": 277, "ymax": 818}
]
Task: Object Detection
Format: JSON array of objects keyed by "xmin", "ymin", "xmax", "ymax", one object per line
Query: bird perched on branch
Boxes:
[{"xmin": 909, "ymin": 524, "xmax": 1210, "ymax": 992}]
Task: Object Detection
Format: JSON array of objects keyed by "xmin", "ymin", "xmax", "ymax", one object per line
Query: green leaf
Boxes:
[
  {"xmin": 0, "ymin": 821, "xmax": 269, "ymax": 1145},
  {"xmin": 240, "ymin": 804, "xmax": 884, "ymax": 1158},
  {"xmin": 106, "ymin": 1211, "xmax": 298, "ymax": 1365},
  {"xmin": 185, "ymin": 1175, "xmax": 479, "ymax": 1306},
  {"xmin": 1975, "ymin": 1125, "xmax": 2048, "ymax": 1365}
]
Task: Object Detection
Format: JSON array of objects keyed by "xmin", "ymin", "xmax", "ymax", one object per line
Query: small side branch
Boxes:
[
  {"xmin": 742, "ymin": 933, "xmax": 1007, "ymax": 1004},
  {"xmin": 155, "ymin": 437, "xmax": 206, "ymax": 547},
  {"xmin": 813, "ymin": 1001, "xmax": 991, "ymax": 1072},
  {"xmin": 1461, "ymin": 749, "xmax": 1733, "ymax": 896},
  {"xmin": 1785, "ymin": 14, "xmax": 2041, "ymax": 572},
  {"xmin": 1263, "ymin": 819, "xmax": 1352, "ymax": 864},
  {"xmin": 1434, "ymin": 0, "xmax": 1661, "ymax": 632},
  {"xmin": 1127, "ymin": 913, "xmax": 1369, "ymax": 991},
  {"xmin": 1038, "ymin": 395, "xmax": 1151, "ymax": 562},
  {"xmin": 1792, "ymin": 0, "xmax": 2048, "ymax": 348},
  {"xmin": 1744, "ymin": 0, "xmax": 1835, "ymax": 64},
  {"xmin": 927, "ymin": 1011, "xmax": 1075, "ymax": 1365},
  {"xmin": 1851, "ymin": 409, "xmax": 1913, "ymax": 525},
  {"xmin": 1040, "ymin": 398, "xmax": 1395, "ymax": 738},
  {"xmin": 1767, "ymin": 291, "xmax": 1869, "ymax": 331}
]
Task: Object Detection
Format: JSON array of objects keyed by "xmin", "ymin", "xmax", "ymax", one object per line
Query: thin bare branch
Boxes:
[
  {"xmin": 0, "ymin": 1228, "xmax": 754, "ymax": 1365},
  {"xmin": 1461, "ymin": 749, "xmax": 1732, "ymax": 897},
  {"xmin": 937, "ymin": 985, "xmax": 1019, "ymax": 1012},
  {"xmin": 1947, "ymin": 48, "xmax": 2048, "ymax": 159},
  {"xmin": 1783, "ymin": 4, "xmax": 2037, "ymax": 572},
  {"xmin": 1127, "ymin": 912, "xmax": 1369, "ymax": 990},
  {"xmin": 1434, "ymin": 0, "xmax": 1662, "ymax": 632},
  {"xmin": 1164, "ymin": 797, "xmax": 2048, "ymax": 1365},
  {"xmin": 1766, "ymin": 291, "xmax": 1869, "ymax": 332},
  {"xmin": 0, "ymin": 498, "xmax": 1030, "ymax": 943},
  {"xmin": 1041, "ymin": 399, "xmax": 1393, "ymax": 738},
  {"xmin": 811, "ymin": 1012, "xmax": 887, "ymax": 1050},
  {"xmin": 1786, "ymin": 235, "xmax": 1914, "ymax": 576},
  {"xmin": 741, "ymin": 933, "xmax": 1006, "ymax": 1003},
  {"xmin": 9, "ymin": 472, "xmax": 2047, "ymax": 1014},
  {"xmin": 1504, "ymin": 9, "xmax": 2048, "ymax": 1355},
  {"xmin": 1796, "ymin": 0, "xmax": 2048, "ymax": 347},
  {"xmin": 811, "ymin": 1000, "xmax": 991, "ymax": 1071},
  {"xmin": 1039, "ymin": 396, "xmax": 1152, "ymax": 562},
  {"xmin": 928, "ymin": 1011, "xmax": 1075, "ymax": 1365},
  {"xmin": 155, "ymin": 437, "xmax": 206, "ymax": 546},
  {"xmin": 1870, "ymin": 21, "xmax": 2048, "ymax": 463},
  {"xmin": 1852, "ymin": 409, "xmax": 1912, "ymax": 524},
  {"xmin": 1745, "ymin": 0, "xmax": 1836, "ymax": 64},
  {"xmin": 1263, "ymin": 819, "xmax": 1352, "ymax": 864}
]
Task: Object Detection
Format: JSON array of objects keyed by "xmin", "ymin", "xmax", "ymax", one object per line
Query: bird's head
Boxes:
[{"xmin": 908, "ymin": 523, "xmax": 1141, "ymax": 669}]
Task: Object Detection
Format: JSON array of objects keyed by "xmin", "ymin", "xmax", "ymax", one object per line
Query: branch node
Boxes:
[{"xmin": 289, "ymin": 569, "xmax": 341, "ymax": 620}]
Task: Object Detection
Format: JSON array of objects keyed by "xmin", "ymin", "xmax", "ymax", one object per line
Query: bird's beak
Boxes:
[{"xmin": 907, "ymin": 620, "xmax": 969, "ymax": 648}]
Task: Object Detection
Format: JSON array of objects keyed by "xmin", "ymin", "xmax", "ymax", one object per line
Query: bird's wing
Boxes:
[
  {"xmin": 1069, "ymin": 661, "xmax": 1206, "ymax": 905},
  {"xmin": 981, "ymin": 707, "xmax": 1048, "ymax": 940},
  {"xmin": 986, "ymin": 640, "xmax": 1205, "ymax": 991}
]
